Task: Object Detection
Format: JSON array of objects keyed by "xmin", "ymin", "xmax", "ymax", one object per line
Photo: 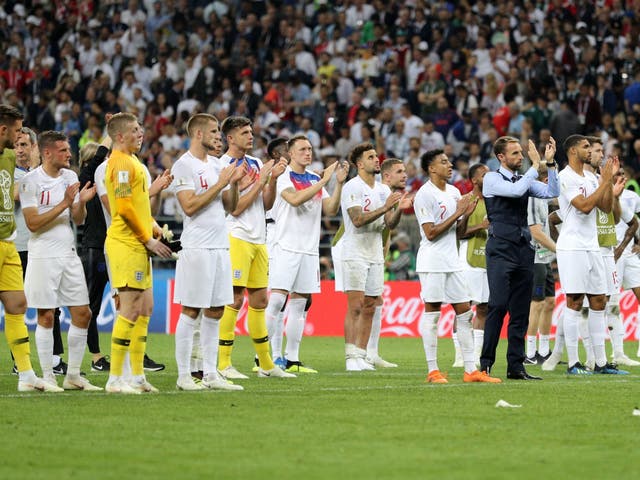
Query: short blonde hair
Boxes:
[
  {"xmin": 106, "ymin": 112, "xmax": 138, "ymax": 139},
  {"xmin": 79, "ymin": 141, "xmax": 100, "ymax": 167}
]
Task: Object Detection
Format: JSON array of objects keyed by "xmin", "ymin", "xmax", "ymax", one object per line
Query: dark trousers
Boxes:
[
  {"xmin": 80, "ymin": 248, "xmax": 109, "ymax": 354},
  {"xmin": 19, "ymin": 251, "xmax": 64, "ymax": 356},
  {"xmin": 480, "ymin": 237, "xmax": 535, "ymax": 373}
]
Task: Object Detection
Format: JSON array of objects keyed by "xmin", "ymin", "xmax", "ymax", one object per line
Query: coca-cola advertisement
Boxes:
[{"xmin": 167, "ymin": 280, "xmax": 640, "ymax": 340}]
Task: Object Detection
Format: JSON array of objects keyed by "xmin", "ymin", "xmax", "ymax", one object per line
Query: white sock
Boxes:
[
  {"xmin": 285, "ymin": 298, "xmax": 307, "ymax": 363},
  {"xmin": 35, "ymin": 325, "xmax": 54, "ymax": 377},
  {"xmin": 18, "ymin": 369, "xmax": 38, "ymax": 383},
  {"xmin": 554, "ymin": 311, "xmax": 565, "ymax": 353},
  {"xmin": 175, "ymin": 313, "xmax": 196, "ymax": 378},
  {"xmin": 367, "ymin": 304, "xmax": 383, "ymax": 358},
  {"xmin": 419, "ymin": 312, "xmax": 440, "ymax": 373},
  {"xmin": 266, "ymin": 292, "xmax": 287, "ymax": 360},
  {"xmin": 539, "ymin": 334, "xmax": 550, "ymax": 357},
  {"xmin": 52, "ymin": 354, "xmax": 61, "ymax": 366},
  {"xmin": 345, "ymin": 343, "xmax": 357, "ymax": 359},
  {"xmin": 201, "ymin": 315, "xmax": 220, "ymax": 377},
  {"xmin": 579, "ymin": 311, "xmax": 594, "ymax": 366},
  {"xmin": 526, "ymin": 334, "xmax": 537, "ymax": 358},
  {"xmin": 67, "ymin": 324, "xmax": 88, "ymax": 377},
  {"xmin": 456, "ymin": 310, "xmax": 475, "ymax": 373},
  {"xmin": 191, "ymin": 313, "xmax": 202, "ymax": 372},
  {"xmin": 606, "ymin": 303, "xmax": 625, "ymax": 357},
  {"xmin": 589, "ymin": 309, "xmax": 607, "ymax": 367},
  {"xmin": 452, "ymin": 331, "xmax": 461, "ymax": 358},
  {"xmin": 473, "ymin": 329, "xmax": 484, "ymax": 363},
  {"xmin": 122, "ymin": 351, "xmax": 132, "ymax": 381},
  {"xmin": 564, "ymin": 308, "xmax": 581, "ymax": 367}
]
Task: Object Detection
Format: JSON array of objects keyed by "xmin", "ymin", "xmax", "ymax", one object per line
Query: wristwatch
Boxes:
[{"xmin": 545, "ymin": 160, "xmax": 557, "ymax": 168}]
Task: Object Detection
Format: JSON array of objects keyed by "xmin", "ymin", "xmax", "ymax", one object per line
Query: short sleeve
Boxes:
[
  {"xmin": 95, "ymin": 162, "xmax": 108, "ymax": 198},
  {"xmin": 171, "ymin": 159, "xmax": 195, "ymax": 193},
  {"xmin": 276, "ymin": 170, "xmax": 294, "ymax": 195},
  {"xmin": 621, "ymin": 201, "xmax": 635, "ymax": 224},
  {"xmin": 414, "ymin": 188, "xmax": 435, "ymax": 225},
  {"xmin": 342, "ymin": 181, "xmax": 362, "ymax": 210},
  {"xmin": 19, "ymin": 173, "xmax": 37, "ymax": 209},
  {"xmin": 560, "ymin": 172, "xmax": 582, "ymax": 206}
]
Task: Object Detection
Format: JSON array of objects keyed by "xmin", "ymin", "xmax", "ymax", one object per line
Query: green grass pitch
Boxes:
[{"xmin": 0, "ymin": 334, "xmax": 638, "ymax": 480}]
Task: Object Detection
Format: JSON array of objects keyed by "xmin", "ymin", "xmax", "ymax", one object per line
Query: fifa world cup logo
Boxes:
[{"xmin": 0, "ymin": 170, "xmax": 12, "ymax": 210}]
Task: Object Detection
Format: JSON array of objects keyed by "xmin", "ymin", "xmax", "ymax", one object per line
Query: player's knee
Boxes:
[
  {"xmin": 543, "ymin": 296, "xmax": 555, "ymax": 311},
  {"xmin": 38, "ymin": 309, "xmax": 55, "ymax": 328},
  {"xmin": 205, "ymin": 306, "xmax": 224, "ymax": 318},
  {"xmin": 590, "ymin": 296, "xmax": 607, "ymax": 311},
  {"xmin": 75, "ymin": 307, "xmax": 92, "ymax": 327},
  {"xmin": 3, "ymin": 294, "xmax": 27, "ymax": 315},
  {"xmin": 347, "ymin": 301, "xmax": 364, "ymax": 318}
]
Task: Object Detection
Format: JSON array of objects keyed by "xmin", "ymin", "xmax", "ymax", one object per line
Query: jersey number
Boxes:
[
  {"xmin": 439, "ymin": 205, "xmax": 447, "ymax": 220},
  {"xmin": 40, "ymin": 191, "xmax": 50, "ymax": 206},
  {"xmin": 199, "ymin": 175, "xmax": 209, "ymax": 189},
  {"xmin": 363, "ymin": 198, "xmax": 371, "ymax": 212}
]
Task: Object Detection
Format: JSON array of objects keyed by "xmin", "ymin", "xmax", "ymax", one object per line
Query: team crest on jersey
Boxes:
[
  {"xmin": 135, "ymin": 271, "xmax": 143, "ymax": 282},
  {"xmin": 350, "ymin": 194, "xmax": 356, "ymax": 202},
  {"xmin": 118, "ymin": 171, "xmax": 129, "ymax": 183},
  {"xmin": 233, "ymin": 269, "xmax": 242, "ymax": 279},
  {"xmin": 177, "ymin": 177, "xmax": 187, "ymax": 186}
]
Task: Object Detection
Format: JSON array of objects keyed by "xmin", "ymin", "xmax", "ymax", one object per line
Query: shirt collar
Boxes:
[{"xmin": 498, "ymin": 165, "xmax": 518, "ymax": 181}]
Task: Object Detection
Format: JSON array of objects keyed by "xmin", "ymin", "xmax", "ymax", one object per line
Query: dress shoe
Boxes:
[{"xmin": 506, "ymin": 370, "xmax": 542, "ymax": 380}]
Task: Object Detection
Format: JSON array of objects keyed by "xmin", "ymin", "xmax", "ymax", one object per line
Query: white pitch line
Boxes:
[{"xmin": 0, "ymin": 377, "xmax": 634, "ymax": 399}]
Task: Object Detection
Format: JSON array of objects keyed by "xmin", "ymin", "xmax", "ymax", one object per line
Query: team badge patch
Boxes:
[
  {"xmin": 135, "ymin": 271, "xmax": 143, "ymax": 282},
  {"xmin": 233, "ymin": 269, "xmax": 242, "ymax": 279},
  {"xmin": 118, "ymin": 170, "xmax": 130, "ymax": 183}
]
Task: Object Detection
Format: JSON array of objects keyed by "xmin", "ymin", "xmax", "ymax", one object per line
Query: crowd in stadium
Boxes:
[{"xmin": 2, "ymin": 0, "xmax": 640, "ymax": 391}]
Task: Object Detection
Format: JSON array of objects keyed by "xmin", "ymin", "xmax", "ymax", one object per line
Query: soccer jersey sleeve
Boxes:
[
  {"xmin": 621, "ymin": 200, "xmax": 635, "ymax": 224},
  {"xmin": 110, "ymin": 155, "xmax": 136, "ymax": 200},
  {"xmin": 171, "ymin": 159, "xmax": 196, "ymax": 193},
  {"xmin": 18, "ymin": 173, "xmax": 38, "ymax": 209},
  {"xmin": 560, "ymin": 172, "xmax": 582, "ymax": 205},
  {"xmin": 95, "ymin": 162, "xmax": 108, "ymax": 198},
  {"xmin": 414, "ymin": 187, "xmax": 435, "ymax": 226},
  {"xmin": 276, "ymin": 170, "xmax": 294, "ymax": 195},
  {"xmin": 342, "ymin": 180, "xmax": 363, "ymax": 210},
  {"xmin": 110, "ymin": 155, "xmax": 150, "ymax": 243}
]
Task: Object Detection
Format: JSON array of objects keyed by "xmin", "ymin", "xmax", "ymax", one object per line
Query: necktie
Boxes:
[{"xmin": 511, "ymin": 175, "xmax": 519, "ymax": 183}]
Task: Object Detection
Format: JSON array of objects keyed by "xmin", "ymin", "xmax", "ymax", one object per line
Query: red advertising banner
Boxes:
[{"xmin": 167, "ymin": 280, "xmax": 640, "ymax": 340}]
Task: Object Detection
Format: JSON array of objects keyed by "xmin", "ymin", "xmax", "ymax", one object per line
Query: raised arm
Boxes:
[
  {"xmin": 22, "ymin": 183, "xmax": 79, "ymax": 232},
  {"xmin": 176, "ymin": 161, "xmax": 239, "ymax": 217},
  {"xmin": 422, "ymin": 194, "xmax": 475, "ymax": 242},
  {"xmin": 282, "ymin": 162, "xmax": 337, "ymax": 207},
  {"xmin": 348, "ymin": 190, "xmax": 403, "ymax": 228},
  {"xmin": 71, "ymin": 181, "xmax": 97, "ymax": 225},
  {"xmin": 322, "ymin": 162, "xmax": 349, "ymax": 216},
  {"xmin": 571, "ymin": 157, "xmax": 617, "ymax": 214}
]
